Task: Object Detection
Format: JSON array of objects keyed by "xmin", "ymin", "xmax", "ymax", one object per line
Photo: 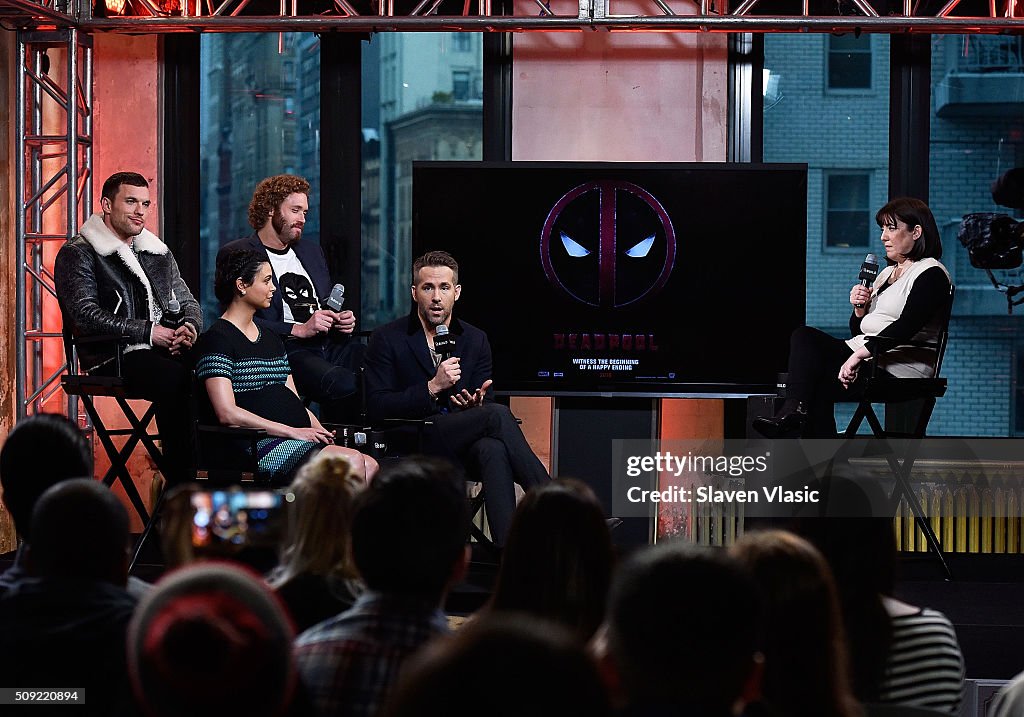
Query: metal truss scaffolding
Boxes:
[
  {"xmin": 2, "ymin": 0, "xmax": 1024, "ymax": 420},
  {"xmin": 15, "ymin": 29, "xmax": 93, "ymax": 420},
  {"xmin": 3, "ymin": 0, "xmax": 1024, "ymax": 32}
]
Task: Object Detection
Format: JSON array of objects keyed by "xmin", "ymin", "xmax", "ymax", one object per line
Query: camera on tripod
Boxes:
[{"xmin": 957, "ymin": 168, "xmax": 1024, "ymax": 313}]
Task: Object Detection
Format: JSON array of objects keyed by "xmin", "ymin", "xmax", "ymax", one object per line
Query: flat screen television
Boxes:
[{"xmin": 412, "ymin": 162, "xmax": 807, "ymax": 396}]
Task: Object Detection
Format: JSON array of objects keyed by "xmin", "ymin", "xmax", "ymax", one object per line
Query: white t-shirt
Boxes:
[{"xmin": 265, "ymin": 246, "xmax": 320, "ymax": 324}]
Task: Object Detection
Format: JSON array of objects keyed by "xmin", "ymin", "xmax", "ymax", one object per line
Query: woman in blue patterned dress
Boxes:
[{"xmin": 195, "ymin": 248, "xmax": 378, "ymax": 485}]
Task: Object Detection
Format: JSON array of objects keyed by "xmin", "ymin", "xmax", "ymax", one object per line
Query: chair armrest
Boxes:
[
  {"xmin": 72, "ymin": 333, "xmax": 131, "ymax": 346},
  {"xmin": 867, "ymin": 335, "xmax": 940, "ymax": 352},
  {"xmin": 197, "ymin": 424, "xmax": 267, "ymax": 440},
  {"xmin": 69, "ymin": 333, "xmax": 132, "ymax": 376},
  {"xmin": 380, "ymin": 417, "xmax": 435, "ymax": 428},
  {"xmin": 322, "ymin": 421, "xmax": 370, "ymax": 430}
]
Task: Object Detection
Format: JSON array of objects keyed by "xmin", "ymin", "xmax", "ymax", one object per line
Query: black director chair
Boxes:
[
  {"xmin": 58, "ymin": 303, "xmax": 170, "ymax": 569},
  {"xmin": 371, "ymin": 414, "xmax": 495, "ymax": 553},
  {"xmin": 193, "ymin": 370, "xmax": 268, "ymax": 486},
  {"xmin": 837, "ymin": 285, "xmax": 956, "ymax": 580},
  {"xmin": 294, "ymin": 335, "xmax": 500, "ymax": 554}
]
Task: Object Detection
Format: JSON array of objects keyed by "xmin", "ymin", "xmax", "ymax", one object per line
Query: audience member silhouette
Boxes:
[
  {"xmin": 797, "ymin": 477, "xmax": 965, "ymax": 713},
  {"xmin": 294, "ymin": 456, "xmax": 470, "ymax": 717},
  {"xmin": 382, "ymin": 612, "xmax": 610, "ymax": 717},
  {"xmin": 487, "ymin": 478, "xmax": 613, "ymax": 642},
  {"xmin": 990, "ymin": 668, "xmax": 1024, "ymax": 717},
  {"xmin": 268, "ymin": 452, "xmax": 366, "ymax": 632},
  {"xmin": 0, "ymin": 413, "xmax": 92, "ymax": 593},
  {"xmin": 731, "ymin": 530, "xmax": 859, "ymax": 717},
  {"xmin": 600, "ymin": 542, "xmax": 764, "ymax": 716},
  {"xmin": 0, "ymin": 479, "xmax": 138, "ymax": 715},
  {"xmin": 127, "ymin": 562, "xmax": 298, "ymax": 717}
]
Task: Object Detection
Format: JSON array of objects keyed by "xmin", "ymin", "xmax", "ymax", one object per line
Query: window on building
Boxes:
[
  {"xmin": 763, "ymin": 35, "xmax": 889, "ymax": 330},
  {"xmin": 360, "ymin": 33, "xmax": 483, "ymax": 328},
  {"xmin": 452, "ymin": 69, "xmax": 471, "ymax": 101},
  {"xmin": 198, "ymin": 33, "xmax": 321, "ymax": 326},
  {"xmin": 828, "ymin": 34, "xmax": 872, "ymax": 90},
  {"xmin": 825, "ymin": 173, "xmax": 871, "ymax": 249}
]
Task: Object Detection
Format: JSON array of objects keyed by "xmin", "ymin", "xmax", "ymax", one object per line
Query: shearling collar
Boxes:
[
  {"xmin": 78, "ymin": 212, "xmax": 163, "ymax": 335},
  {"xmin": 79, "ymin": 212, "xmax": 169, "ymax": 257}
]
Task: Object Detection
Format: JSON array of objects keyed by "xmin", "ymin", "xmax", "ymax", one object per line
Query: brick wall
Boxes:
[{"xmin": 766, "ymin": 34, "xmax": 1024, "ymax": 437}]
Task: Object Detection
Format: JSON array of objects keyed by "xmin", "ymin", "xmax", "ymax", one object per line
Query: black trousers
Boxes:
[
  {"xmin": 118, "ymin": 349, "xmax": 195, "ymax": 483},
  {"xmin": 286, "ymin": 334, "xmax": 365, "ymax": 423},
  {"xmin": 785, "ymin": 326, "xmax": 869, "ymax": 438},
  {"xmin": 426, "ymin": 403, "xmax": 551, "ymax": 546}
]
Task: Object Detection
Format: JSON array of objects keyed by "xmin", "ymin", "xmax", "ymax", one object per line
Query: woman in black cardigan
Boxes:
[{"xmin": 755, "ymin": 197, "xmax": 951, "ymax": 438}]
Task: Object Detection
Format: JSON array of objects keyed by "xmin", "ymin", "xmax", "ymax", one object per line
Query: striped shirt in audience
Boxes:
[{"xmin": 877, "ymin": 607, "xmax": 965, "ymax": 714}]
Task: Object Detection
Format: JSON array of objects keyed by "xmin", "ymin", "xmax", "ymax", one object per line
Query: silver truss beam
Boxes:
[
  {"xmin": 5, "ymin": 0, "xmax": 1024, "ymax": 32},
  {"xmin": 16, "ymin": 28, "xmax": 93, "ymax": 420},
  {"xmin": 74, "ymin": 15, "xmax": 1024, "ymax": 32}
]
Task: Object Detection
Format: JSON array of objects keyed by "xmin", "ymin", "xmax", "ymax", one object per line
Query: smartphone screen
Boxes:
[{"xmin": 190, "ymin": 488, "xmax": 289, "ymax": 552}]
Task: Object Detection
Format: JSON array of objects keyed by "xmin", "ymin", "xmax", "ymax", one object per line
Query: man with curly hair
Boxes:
[{"xmin": 218, "ymin": 175, "xmax": 363, "ymax": 422}]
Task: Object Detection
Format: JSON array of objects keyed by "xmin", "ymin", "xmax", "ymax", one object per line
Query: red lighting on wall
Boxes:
[{"xmin": 101, "ymin": 0, "xmax": 186, "ymax": 16}]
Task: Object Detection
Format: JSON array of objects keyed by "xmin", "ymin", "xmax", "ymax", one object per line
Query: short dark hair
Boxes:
[
  {"xmin": 0, "ymin": 414, "xmax": 93, "ymax": 540},
  {"xmin": 102, "ymin": 172, "xmax": 149, "ymax": 202},
  {"xmin": 412, "ymin": 251, "xmax": 459, "ymax": 286},
  {"xmin": 29, "ymin": 479, "xmax": 129, "ymax": 584},
  {"xmin": 383, "ymin": 613, "xmax": 610, "ymax": 717},
  {"xmin": 489, "ymin": 479, "xmax": 613, "ymax": 641},
  {"xmin": 214, "ymin": 248, "xmax": 269, "ymax": 309},
  {"xmin": 351, "ymin": 457, "xmax": 469, "ymax": 601},
  {"xmin": 875, "ymin": 197, "xmax": 942, "ymax": 261},
  {"xmin": 248, "ymin": 175, "xmax": 310, "ymax": 231},
  {"xmin": 607, "ymin": 542, "xmax": 762, "ymax": 711}
]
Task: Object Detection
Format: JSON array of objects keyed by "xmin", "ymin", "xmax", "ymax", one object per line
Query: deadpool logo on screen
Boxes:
[{"xmin": 539, "ymin": 180, "xmax": 677, "ymax": 308}]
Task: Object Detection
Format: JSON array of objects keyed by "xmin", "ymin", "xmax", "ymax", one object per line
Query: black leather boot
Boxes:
[{"xmin": 752, "ymin": 403, "xmax": 808, "ymax": 438}]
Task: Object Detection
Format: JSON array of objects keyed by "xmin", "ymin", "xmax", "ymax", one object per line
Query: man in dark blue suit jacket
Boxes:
[
  {"xmin": 217, "ymin": 175, "xmax": 363, "ymax": 422},
  {"xmin": 364, "ymin": 251, "xmax": 550, "ymax": 546}
]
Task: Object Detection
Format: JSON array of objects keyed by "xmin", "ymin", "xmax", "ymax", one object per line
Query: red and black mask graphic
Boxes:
[{"xmin": 539, "ymin": 181, "xmax": 676, "ymax": 308}]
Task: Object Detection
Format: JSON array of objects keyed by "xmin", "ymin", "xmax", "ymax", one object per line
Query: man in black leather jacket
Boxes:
[{"xmin": 54, "ymin": 172, "xmax": 202, "ymax": 483}]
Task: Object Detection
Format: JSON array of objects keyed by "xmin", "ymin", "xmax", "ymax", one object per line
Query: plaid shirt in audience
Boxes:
[{"xmin": 293, "ymin": 590, "xmax": 451, "ymax": 717}]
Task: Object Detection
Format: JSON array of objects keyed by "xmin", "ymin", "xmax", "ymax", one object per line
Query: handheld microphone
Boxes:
[
  {"xmin": 434, "ymin": 324, "xmax": 456, "ymax": 361},
  {"xmin": 160, "ymin": 296, "xmax": 185, "ymax": 330},
  {"xmin": 855, "ymin": 253, "xmax": 879, "ymax": 309},
  {"xmin": 324, "ymin": 283, "xmax": 345, "ymax": 312}
]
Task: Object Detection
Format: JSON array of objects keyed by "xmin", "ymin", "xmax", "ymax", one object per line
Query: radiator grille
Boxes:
[{"xmin": 656, "ymin": 462, "xmax": 1024, "ymax": 554}]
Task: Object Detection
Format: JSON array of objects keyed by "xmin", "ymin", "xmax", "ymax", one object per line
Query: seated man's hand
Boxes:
[
  {"xmin": 152, "ymin": 324, "xmax": 177, "ymax": 351},
  {"xmin": 330, "ymin": 309, "xmax": 357, "ymax": 334},
  {"xmin": 292, "ymin": 309, "xmax": 336, "ymax": 339},
  {"xmin": 170, "ymin": 323, "xmax": 197, "ymax": 354},
  {"xmin": 428, "ymin": 357, "xmax": 461, "ymax": 398},
  {"xmin": 450, "ymin": 379, "xmax": 493, "ymax": 410}
]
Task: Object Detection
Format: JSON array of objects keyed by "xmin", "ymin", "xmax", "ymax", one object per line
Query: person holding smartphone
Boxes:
[{"xmin": 195, "ymin": 248, "xmax": 378, "ymax": 485}]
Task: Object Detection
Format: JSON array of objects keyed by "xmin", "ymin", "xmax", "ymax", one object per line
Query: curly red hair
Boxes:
[{"xmin": 248, "ymin": 175, "xmax": 310, "ymax": 231}]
